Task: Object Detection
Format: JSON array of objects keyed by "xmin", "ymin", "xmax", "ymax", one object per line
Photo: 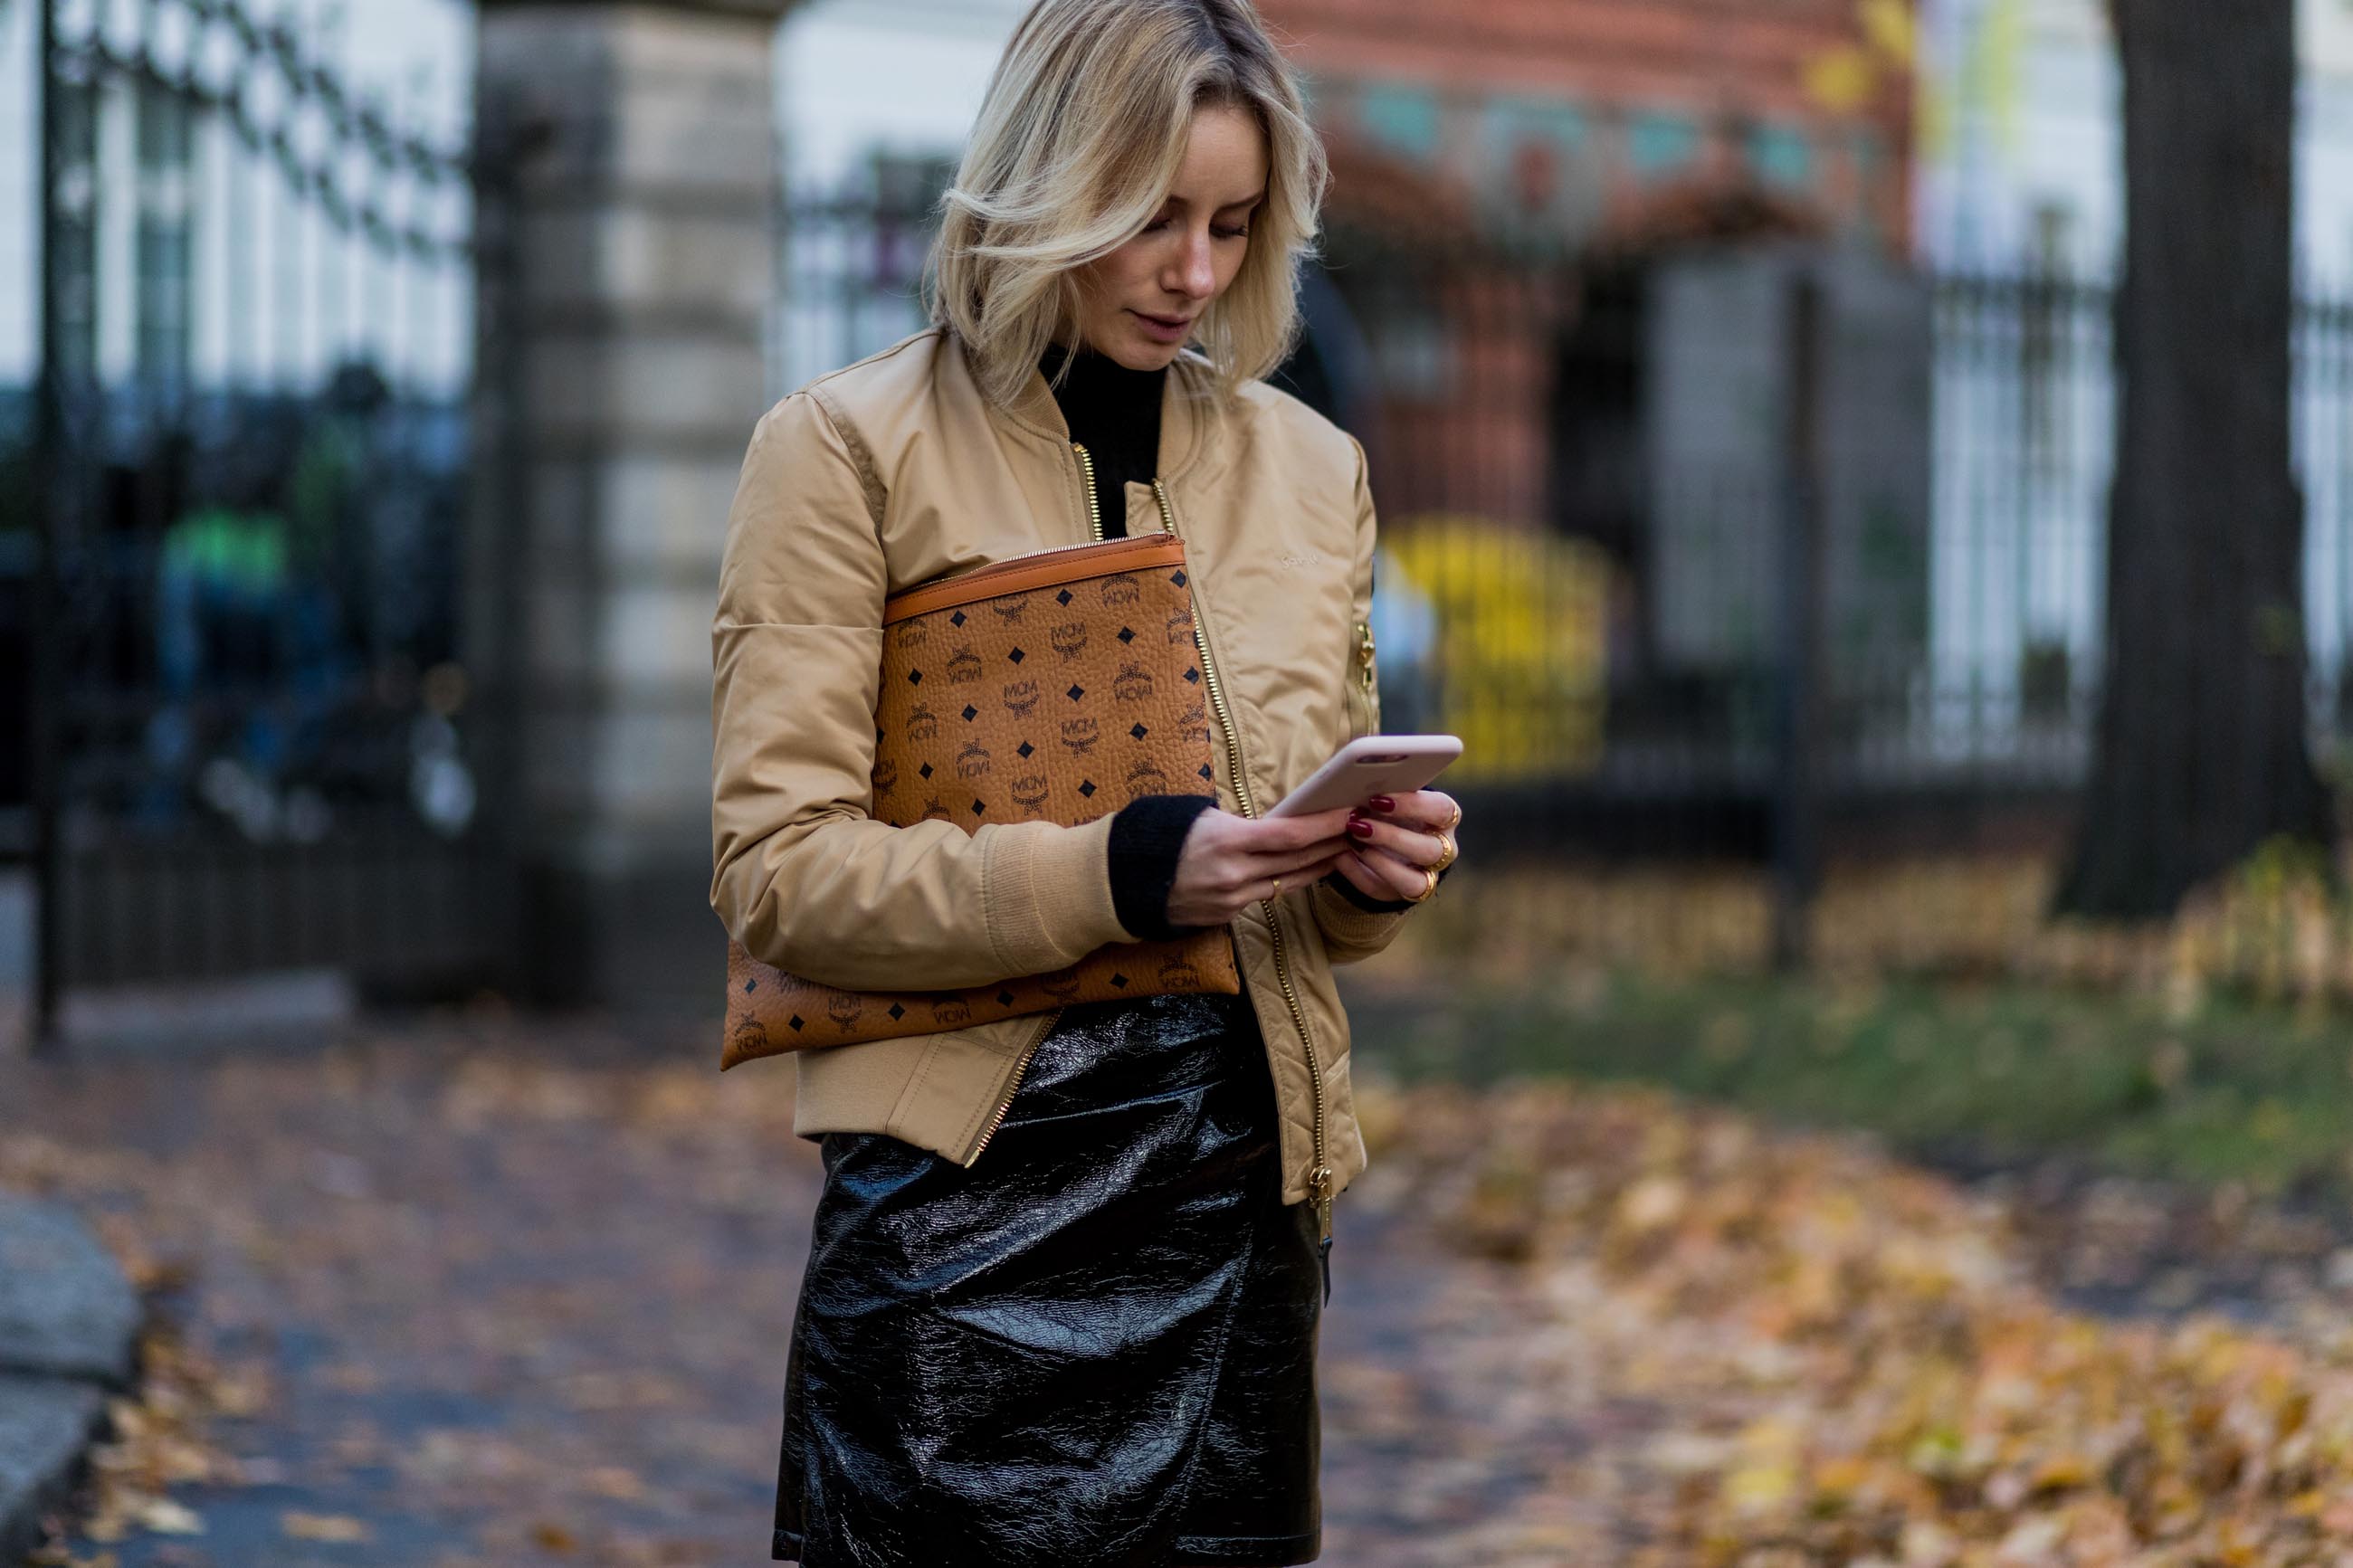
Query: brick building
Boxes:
[
  {"xmin": 1263, "ymin": 0, "xmax": 1912, "ymax": 252},
  {"xmin": 1251, "ymin": 0, "xmax": 1917, "ymax": 535}
]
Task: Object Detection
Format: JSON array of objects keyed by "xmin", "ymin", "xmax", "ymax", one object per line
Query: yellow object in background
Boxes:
[
  {"xmin": 1383, "ymin": 514, "xmax": 1611, "ymax": 783},
  {"xmin": 1860, "ymin": 0, "xmax": 1918, "ymax": 67},
  {"xmin": 1805, "ymin": 44, "xmax": 1879, "ymax": 115}
]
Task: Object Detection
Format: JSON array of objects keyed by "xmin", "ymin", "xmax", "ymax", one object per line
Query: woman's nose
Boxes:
[{"xmin": 1166, "ymin": 231, "xmax": 1216, "ymax": 299}]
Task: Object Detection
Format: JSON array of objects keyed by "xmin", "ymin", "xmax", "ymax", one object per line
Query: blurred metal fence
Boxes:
[
  {"xmin": 772, "ymin": 183, "xmax": 2353, "ymax": 859},
  {"xmin": 8, "ymin": 0, "xmax": 506, "ymax": 1037}
]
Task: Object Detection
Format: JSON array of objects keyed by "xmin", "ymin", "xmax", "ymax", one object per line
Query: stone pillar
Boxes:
[{"xmin": 476, "ymin": 0, "xmax": 796, "ymax": 1011}]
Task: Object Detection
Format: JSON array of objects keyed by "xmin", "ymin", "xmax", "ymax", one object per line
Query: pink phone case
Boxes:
[{"xmin": 1265, "ymin": 735, "xmax": 1463, "ymax": 818}]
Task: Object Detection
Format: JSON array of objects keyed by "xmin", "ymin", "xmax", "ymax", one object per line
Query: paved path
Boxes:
[{"xmin": 0, "ymin": 1016, "xmax": 1654, "ymax": 1567}]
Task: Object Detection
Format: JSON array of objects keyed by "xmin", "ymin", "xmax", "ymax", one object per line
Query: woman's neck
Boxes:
[{"xmin": 1042, "ymin": 339, "xmax": 1167, "ymax": 394}]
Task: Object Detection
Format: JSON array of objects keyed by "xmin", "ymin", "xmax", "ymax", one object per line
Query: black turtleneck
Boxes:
[{"xmin": 1041, "ymin": 340, "xmax": 1165, "ymax": 537}]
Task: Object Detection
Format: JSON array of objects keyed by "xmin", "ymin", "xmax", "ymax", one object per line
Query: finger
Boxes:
[
  {"xmin": 1348, "ymin": 843, "xmax": 1429, "ymax": 901},
  {"xmin": 1364, "ymin": 789, "xmax": 1459, "ymax": 831},
  {"xmin": 1346, "ymin": 812, "xmax": 1444, "ymax": 869},
  {"xmin": 1325, "ymin": 847, "xmax": 1386, "ymax": 899},
  {"xmin": 1263, "ymin": 841, "xmax": 1352, "ymax": 879},
  {"xmin": 1250, "ymin": 806, "xmax": 1355, "ymax": 850},
  {"xmin": 1329, "ymin": 844, "xmax": 1418, "ymax": 902},
  {"xmin": 1217, "ymin": 845, "xmax": 1331, "ymax": 895},
  {"xmin": 1245, "ymin": 850, "xmax": 1348, "ymax": 901}
]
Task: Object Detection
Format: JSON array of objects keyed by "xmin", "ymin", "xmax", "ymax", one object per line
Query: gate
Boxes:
[{"xmin": 8, "ymin": 0, "xmax": 515, "ymax": 1043}]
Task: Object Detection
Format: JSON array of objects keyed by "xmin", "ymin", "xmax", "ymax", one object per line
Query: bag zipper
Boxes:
[
  {"xmin": 1149, "ymin": 475, "xmax": 1337, "ymax": 1306},
  {"xmin": 960, "ymin": 440, "xmax": 1110, "ymax": 1168}
]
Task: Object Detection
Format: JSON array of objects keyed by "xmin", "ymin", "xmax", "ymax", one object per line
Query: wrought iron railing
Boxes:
[{"xmin": 12, "ymin": 0, "xmax": 501, "ymax": 1035}]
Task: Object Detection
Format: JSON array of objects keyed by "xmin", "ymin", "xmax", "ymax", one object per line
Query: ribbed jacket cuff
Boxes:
[
  {"xmin": 1107, "ymin": 794, "xmax": 1220, "ymax": 942},
  {"xmin": 983, "ymin": 813, "xmax": 1131, "ymax": 975}
]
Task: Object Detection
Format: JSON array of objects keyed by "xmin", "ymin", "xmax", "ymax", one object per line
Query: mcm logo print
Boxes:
[
  {"xmin": 1002, "ymin": 679, "xmax": 1040, "ymax": 717},
  {"xmin": 1179, "ymin": 700, "xmax": 1209, "ymax": 745},
  {"xmin": 1156, "ymin": 953, "xmax": 1203, "ymax": 990},
  {"xmin": 930, "ymin": 997, "xmax": 973, "ymax": 1027},
  {"xmin": 898, "ymin": 620, "xmax": 930, "ymax": 649},
  {"xmin": 1124, "ymin": 760, "xmax": 1170, "ymax": 800},
  {"xmin": 1050, "ymin": 621, "xmax": 1090, "ymax": 660},
  {"xmin": 1099, "ymin": 572, "xmax": 1141, "ymax": 607},
  {"xmin": 872, "ymin": 757, "xmax": 900, "ymax": 798},
  {"xmin": 1010, "ymin": 774, "xmax": 1051, "ymax": 816},
  {"xmin": 1113, "ymin": 661, "xmax": 1154, "ymax": 702},
  {"xmin": 920, "ymin": 796, "xmax": 952, "ymax": 822},
  {"xmin": 1060, "ymin": 717, "xmax": 1100, "ymax": 755},
  {"xmin": 956, "ymin": 741, "xmax": 991, "ymax": 779},
  {"xmin": 1039, "ymin": 968, "xmax": 1083, "ymax": 1003},
  {"xmin": 825, "ymin": 993, "xmax": 863, "ymax": 1030},
  {"xmin": 988, "ymin": 594, "xmax": 1033, "ymax": 624},
  {"xmin": 906, "ymin": 702, "xmax": 939, "ymax": 741},
  {"xmin": 730, "ymin": 1016, "xmax": 769, "ymax": 1059},
  {"xmin": 946, "ymin": 645, "xmax": 984, "ymax": 684},
  {"xmin": 1166, "ymin": 607, "xmax": 1193, "ymax": 644}
]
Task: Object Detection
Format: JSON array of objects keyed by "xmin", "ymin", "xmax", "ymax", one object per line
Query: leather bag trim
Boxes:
[{"xmin": 881, "ymin": 534, "xmax": 1188, "ymax": 625}]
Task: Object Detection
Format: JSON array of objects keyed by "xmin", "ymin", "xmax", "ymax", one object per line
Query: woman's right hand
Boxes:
[{"xmin": 1165, "ymin": 806, "xmax": 1356, "ymax": 928}]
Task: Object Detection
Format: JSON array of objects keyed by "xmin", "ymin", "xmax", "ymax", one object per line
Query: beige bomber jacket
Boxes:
[{"xmin": 709, "ymin": 327, "xmax": 1417, "ymax": 1222}]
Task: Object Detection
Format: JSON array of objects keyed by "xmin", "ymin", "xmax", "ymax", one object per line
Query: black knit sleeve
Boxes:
[{"xmin": 1107, "ymin": 794, "xmax": 1221, "ymax": 942}]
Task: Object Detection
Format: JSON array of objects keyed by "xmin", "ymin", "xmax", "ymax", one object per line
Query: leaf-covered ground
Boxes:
[
  {"xmin": 1358, "ymin": 1078, "xmax": 2353, "ymax": 1566},
  {"xmin": 10, "ymin": 1012, "xmax": 2353, "ymax": 1565}
]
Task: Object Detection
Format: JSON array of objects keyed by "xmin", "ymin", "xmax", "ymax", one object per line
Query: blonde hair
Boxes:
[{"xmin": 925, "ymin": 0, "xmax": 1329, "ymax": 408}]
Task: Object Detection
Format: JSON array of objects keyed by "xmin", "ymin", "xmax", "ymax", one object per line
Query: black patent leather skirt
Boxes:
[{"xmin": 772, "ymin": 988, "xmax": 1324, "ymax": 1568}]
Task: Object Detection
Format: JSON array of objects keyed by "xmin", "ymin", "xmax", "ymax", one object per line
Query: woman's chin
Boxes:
[{"xmin": 1104, "ymin": 334, "xmax": 1185, "ymax": 372}]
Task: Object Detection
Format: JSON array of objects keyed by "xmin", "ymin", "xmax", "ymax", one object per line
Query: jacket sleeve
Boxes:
[
  {"xmin": 1309, "ymin": 432, "xmax": 1425, "ymax": 966},
  {"xmin": 710, "ymin": 391, "xmax": 1138, "ymax": 992}
]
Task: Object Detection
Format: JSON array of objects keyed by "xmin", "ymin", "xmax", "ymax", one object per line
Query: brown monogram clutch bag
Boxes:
[{"xmin": 720, "ymin": 532, "xmax": 1242, "ymax": 1069}]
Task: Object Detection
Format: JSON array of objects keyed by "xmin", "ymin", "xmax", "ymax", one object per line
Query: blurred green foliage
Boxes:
[{"xmin": 1353, "ymin": 969, "xmax": 2353, "ymax": 1201}]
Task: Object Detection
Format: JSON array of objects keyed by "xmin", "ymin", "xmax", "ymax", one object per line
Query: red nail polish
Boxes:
[
  {"xmin": 1368, "ymin": 795, "xmax": 1396, "ymax": 813},
  {"xmin": 1348, "ymin": 819, "xmax": 1374, "ymax": 839}
]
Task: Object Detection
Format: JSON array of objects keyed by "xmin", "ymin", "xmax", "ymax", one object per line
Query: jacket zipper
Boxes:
[
  {"xmin": 963, "ymin": 450, "xmax": 1342, "ymax": 1308},
  {"xmin": 960, "ymin": 440, "xmax": 1109, "ymax": 1167},
  {"xmin": 1149, "ymin": 475, "xmax": 1337, "ymax": 1304}
]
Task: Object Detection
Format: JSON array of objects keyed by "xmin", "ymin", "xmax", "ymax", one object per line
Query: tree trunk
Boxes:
[{"xmin": 2056, "ymin": 0, "xmax": 2331, "ymax": 918}]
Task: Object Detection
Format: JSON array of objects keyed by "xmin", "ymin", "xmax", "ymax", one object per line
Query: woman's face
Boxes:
[{"xmin": 1073, "ymin": 101, "xmax": 1269, "ymax": 372}]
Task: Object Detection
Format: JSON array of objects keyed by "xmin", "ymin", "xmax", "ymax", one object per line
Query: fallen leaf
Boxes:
[
  {"xmin": 129, "ymin": 1496, "xmax": 204, "ymax": 1535},
  {"xmin": 281, "ymin": 1511, "xmax": 372, "ymax": 1542}
]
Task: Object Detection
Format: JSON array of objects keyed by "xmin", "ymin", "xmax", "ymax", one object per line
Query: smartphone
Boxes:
[{"xmin": 1263, "ymin": 734, "xmax": 1464, "ymax": 819}]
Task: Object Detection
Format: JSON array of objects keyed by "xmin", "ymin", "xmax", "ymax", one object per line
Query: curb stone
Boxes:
[
  {"xmin": 0, "ymin": 1198, "xmax": 142, "ymax": 1561},
  {"xmin": 0, "ymin": 1378, "xmax": 109, "ymax": 1563}
]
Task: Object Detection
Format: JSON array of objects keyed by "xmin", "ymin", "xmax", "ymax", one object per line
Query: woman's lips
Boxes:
[{"xmin": 1129, "ymin": 309, "xmax": 1195, "ymax": 344}]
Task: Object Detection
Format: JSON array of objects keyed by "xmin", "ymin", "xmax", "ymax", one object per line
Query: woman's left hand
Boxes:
[{"xmin": 1327, "ymin": 789, "xmax": 1462, "ymax": 905}]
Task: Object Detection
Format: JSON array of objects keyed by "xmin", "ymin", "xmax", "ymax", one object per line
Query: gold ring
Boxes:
[
  {"xmin": 1432, "ymin": 831, "xmax": 1458, "ymax": 872},
  {"xmin": 1440, "ymin": 798, "xmax": 1462, "ymax": 832},
  {"xmin": 1409, "ymin": 865, "xmax": 1440, "ymax": 902}
]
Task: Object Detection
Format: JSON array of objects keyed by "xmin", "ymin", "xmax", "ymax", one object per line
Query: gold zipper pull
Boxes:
[
  {"xmin": 1354, "ymin": 621, "xmax": 1377, "ymax": 692},
  {"xmin": 1311, "ymin": 1164, "xmax": 1335, "ymax": 1305}
]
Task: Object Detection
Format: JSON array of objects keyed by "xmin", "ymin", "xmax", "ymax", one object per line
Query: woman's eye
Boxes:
[{"xmin": 1215, "ymin": 225, "xmax": 1250, "ymax": 241}]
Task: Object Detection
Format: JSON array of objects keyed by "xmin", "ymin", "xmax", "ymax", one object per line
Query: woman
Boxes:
[{"xmin": 710, "ymin": 2, "xmax": 1464, "ymax": 1563}]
